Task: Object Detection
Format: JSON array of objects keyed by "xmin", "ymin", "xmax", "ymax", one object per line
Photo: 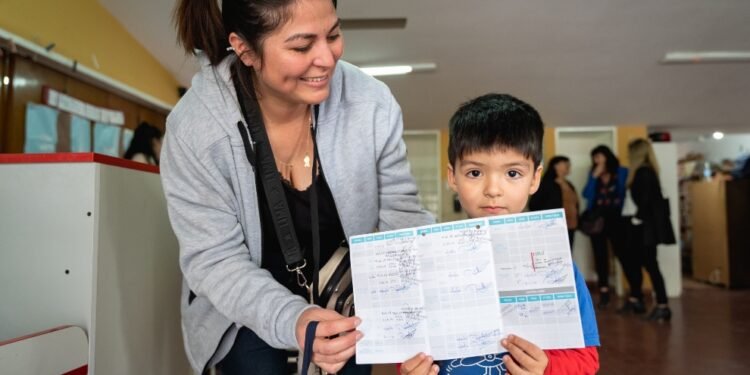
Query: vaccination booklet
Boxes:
[{"xmin": 349, "ymin": 209, "xmax": 585, "ymax": 364}]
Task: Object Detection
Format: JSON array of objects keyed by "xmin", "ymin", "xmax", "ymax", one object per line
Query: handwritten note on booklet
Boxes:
[{"xmin": 349, "ymin": 209, "xmax": 585, "ymax": 364}]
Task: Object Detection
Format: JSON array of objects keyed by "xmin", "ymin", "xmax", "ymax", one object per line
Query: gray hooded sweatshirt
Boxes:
[{"xmin": 160, "ymin": 55, "xmax": 434, "ymax": 372}]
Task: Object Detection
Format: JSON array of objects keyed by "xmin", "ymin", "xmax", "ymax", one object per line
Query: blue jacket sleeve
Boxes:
[
  {"xmin": 574, "ymin": 264, "xmax": 600, "ymax": 346},
  {"xmin": 582, "ymin": 174, "xmax": 597, "ymax": 211}
]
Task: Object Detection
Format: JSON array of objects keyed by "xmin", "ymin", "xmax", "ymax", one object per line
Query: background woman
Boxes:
[
  {"xmin": 619, "ymin": 138, "xmax": 673, "ymax": 321},
  {"xmin": 582, "ymin": 145, "xmax": 628, "ymax": 308},
  {"xmin": 163, "ymin": 0, "xmax": 433, "ymax": 373},
  {"xmin": 529, "ymin": 155, "xmax": 579, "ymax": 249},
  {"xmin": 123, "ymin": 121, "xmax": 162, "ymax": 165}
]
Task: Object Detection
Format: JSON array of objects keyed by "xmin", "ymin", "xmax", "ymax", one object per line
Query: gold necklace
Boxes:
[{"xmin": 275, "ymin": 112, "xmax": 312, "ymax": 183}]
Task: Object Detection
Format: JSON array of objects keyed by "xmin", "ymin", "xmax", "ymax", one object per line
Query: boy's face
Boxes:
[{"xmin": 447, "ymin": 148, "xmax": 542, "ymax": 218}]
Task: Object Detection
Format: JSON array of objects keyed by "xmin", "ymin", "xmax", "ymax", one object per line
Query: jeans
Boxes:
[{"xmin": 216, "ymin": 327, "xmax": 371, "ymax": 375}]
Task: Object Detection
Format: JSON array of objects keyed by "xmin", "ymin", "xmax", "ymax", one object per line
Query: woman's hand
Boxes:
[
  {"xmin": 592, "ymin": 163, "xmax": 605, "ymax": 178},
  {"xmin": 296, "ymin": 307, "xmax": 362, "ymax": 373},
  {"xmin": 502, "ymin": 335, "xmax": 548, "ymax": 375},
  {"xmin": 401, "ymin": 353, "xmax": 439, "ymax": 375}
]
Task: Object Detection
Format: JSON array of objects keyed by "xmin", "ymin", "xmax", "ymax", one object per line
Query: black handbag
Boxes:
[
  {"xmin": 654, "ymin": 197, "xmax": 676, "ymax": 245},
  {"xmin": 579, "ymin": 208, "xmax": 605, "ymax": 235},
  {"xmin": 232, "ymin": 67, "xmax": 354, "ymax": 316}
]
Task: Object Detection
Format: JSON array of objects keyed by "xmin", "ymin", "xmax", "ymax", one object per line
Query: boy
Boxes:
[{"xmin": 400, "ymin": 94, "xmax": 600, "ymax": 375}]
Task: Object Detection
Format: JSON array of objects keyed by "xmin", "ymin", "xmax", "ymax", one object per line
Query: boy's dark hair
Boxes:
[{"xmin": 448, "ymin": 93, "xmax": 544, "ymax": 168}]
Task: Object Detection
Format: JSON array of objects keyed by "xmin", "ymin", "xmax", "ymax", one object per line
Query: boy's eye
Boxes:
[
  {"xmin": 327, "ymin": 33, "xmax": 341, "ymax": 42},
  {"xmin": 466, "ymin": 170, "xmax": 482, "ymax": 178},
  {"xmin": 507, "ymin": 170, "xmax": 522, "ymax": 178}
]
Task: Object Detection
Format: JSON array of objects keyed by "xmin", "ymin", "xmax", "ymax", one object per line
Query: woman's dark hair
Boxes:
[
  {"xmin": 541, "ymin": 156, "xmax": 570, "ymax": 184},
  {"xmin": 124, "ymin": 122, "xmax": 162, "ymax": 164},
  {"xmin": 448, "ymin": 93, "xmax": 544, "ymax": 168},
  {"xmin": 175, "ymin": 0, "xmax": 337, "ymax": 66},
  {"xmin": 590, "ymin": 144, "xmax": 619, "ymax": 175}
]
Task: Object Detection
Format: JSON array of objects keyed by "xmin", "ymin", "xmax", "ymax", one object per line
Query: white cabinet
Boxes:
[{"xmin": 0, "ymin": 154, "xmax": 190, "ymax": 374}]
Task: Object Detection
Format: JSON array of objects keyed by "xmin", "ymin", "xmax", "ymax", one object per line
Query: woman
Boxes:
[
  {"xmin": 123, "ymin": 122, "xmax": 162, "ymax": 165},
  {"xmin": 529, "ymin": 156, "xmax": 579, "ymax": 249},
  {"xmin": 582, "ymin": 145, "xmax": 628, "ymax": 308},
  {"xmin": 163, "ymin": 0, "xmax": 433, "ymax": 373},
  {"xmin": 619, "ymin": 138, "xmax": 672, "ymax": 321}
]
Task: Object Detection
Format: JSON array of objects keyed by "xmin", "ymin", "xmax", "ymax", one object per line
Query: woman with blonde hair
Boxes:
[{"xmin": 618, "ymin": 138, "xmax": 674, "ymax": 321}]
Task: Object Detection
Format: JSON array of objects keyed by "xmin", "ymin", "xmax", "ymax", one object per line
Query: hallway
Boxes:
[{"xmin": 597, "ymin": 279, "xmax": 750, "ymax": 374}]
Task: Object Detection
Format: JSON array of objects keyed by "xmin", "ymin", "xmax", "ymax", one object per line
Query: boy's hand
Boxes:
[
  {"xmin": 400, "ymin": 353, "xmax": 439, "ymax": 375},
  {"xmin": 502, "ymin": 335, "xmax": 548, "ymax": 375}
]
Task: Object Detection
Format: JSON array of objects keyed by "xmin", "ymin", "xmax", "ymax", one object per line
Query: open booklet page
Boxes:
[{"xmin": 350, "ymin": 209, "xmax": 585, "ymax": 364}]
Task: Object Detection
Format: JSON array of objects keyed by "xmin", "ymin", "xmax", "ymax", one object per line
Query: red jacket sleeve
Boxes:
[{"xmin": 543, "ymin": 346, "xmax": 599, "ymax": 375}]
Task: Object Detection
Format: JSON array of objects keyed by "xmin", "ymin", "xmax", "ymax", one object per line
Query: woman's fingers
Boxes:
[
  {"xmin": 313, "ymin": 343, "xmax": 357, "ymax": 372},
  {"xmin": 296, "ymin": 311, "xmax": 363, "ymax": 372},
  {"xmin": 315, "ymin": 316, "xmax": 361, "ymax": 337},
  {"xmin": 295, "ymin": 308, "xmax": 361, "ymax": 349},
  {"xmin": 313, "ymin": 329, "xmax": 362, "ymax": 355}
]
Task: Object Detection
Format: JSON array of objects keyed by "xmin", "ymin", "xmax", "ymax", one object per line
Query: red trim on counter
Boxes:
[
  {"xmin": 0, "ymin": 325, "xmax": 72, "ymax": 347},
  {"xmin": 0, "ymin": 153, "xmax": 159, "ymax": 174},
  {"xmin": 62, "ymin": 365, "xmax": 88, "ymax": 375}
]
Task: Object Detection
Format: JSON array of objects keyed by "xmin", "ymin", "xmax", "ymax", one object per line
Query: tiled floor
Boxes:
[{"xmin": 596, "ymin": 279, "xmax": 750, "ymax": 374}]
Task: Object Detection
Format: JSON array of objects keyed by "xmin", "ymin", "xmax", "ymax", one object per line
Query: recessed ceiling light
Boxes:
[
  {"xmin": 661, "ymin": 51, "xmax": 750, "ymax": 64},
  {"xmin": 712, "ymin": 131, "xmax": 725, "ymax": 140},
  {"xmin": 360, "ymin": 65, "xmax": 413, "ymax": 76},
  {"xmin": 358, "ymin": 63, "xmax": 437, "ymax": 77}
]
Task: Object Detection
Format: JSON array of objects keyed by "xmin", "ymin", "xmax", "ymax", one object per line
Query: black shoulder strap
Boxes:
[{"xmin": 232, "ymin": 68, "xmax": 305, "ymax": 270}]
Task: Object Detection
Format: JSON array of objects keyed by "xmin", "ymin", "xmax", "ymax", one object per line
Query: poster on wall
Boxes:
[
  {"xmin": 43, "ymin": 87, "xmax": 125, "ymax": 126},
  {"xmin": 94, "ymin": 122, "xmax": 121, "ymax": 157},
  {"xmin": 121, "ymin": 128, "xmax": 134, "ymax": 154},
  {"xmin": 70, "ymin": 115, "xmax": 92, "ymax": 152},
  {"xmin": 24, "ymin": 103, "xmax": 59, "ymax": 153}
]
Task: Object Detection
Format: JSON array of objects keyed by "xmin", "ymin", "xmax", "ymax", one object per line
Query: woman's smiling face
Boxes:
[{"xmin": 247, "ymin": 0, "xmax": 344, "ymax": 106}]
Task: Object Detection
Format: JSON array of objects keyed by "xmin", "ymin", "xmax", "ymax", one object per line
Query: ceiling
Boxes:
[{"xmin": 99, "ymin": 0, "xmax": 750, "ymax": 139}]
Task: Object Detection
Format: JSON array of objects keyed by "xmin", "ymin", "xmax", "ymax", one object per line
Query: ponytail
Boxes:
[
  {"xmin": 174, "ymin": 0, "xmax": 230, "ymax": 65},
  {"xmin": 174, "ymin": 0, "xmax": 337, "ymax": 67}
]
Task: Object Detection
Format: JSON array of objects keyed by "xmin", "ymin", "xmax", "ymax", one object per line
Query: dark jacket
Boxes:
[
  {"xmin": 529, "ymin": 179, "xmax": 577, "ymax": 212},
  {"xmin": 630, "ymin": 166, "xmax": 676, "ymax": 246}
]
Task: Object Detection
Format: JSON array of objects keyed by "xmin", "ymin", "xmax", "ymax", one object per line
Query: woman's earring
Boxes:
[{"xmin": 226, "ymin": 46, "xmax": 235, "ymax": 52}]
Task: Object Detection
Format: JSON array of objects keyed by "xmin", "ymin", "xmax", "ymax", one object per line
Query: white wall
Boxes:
[{"xmin": 652, "ymin": 143, "xmax": 682, "ymax": 297}]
